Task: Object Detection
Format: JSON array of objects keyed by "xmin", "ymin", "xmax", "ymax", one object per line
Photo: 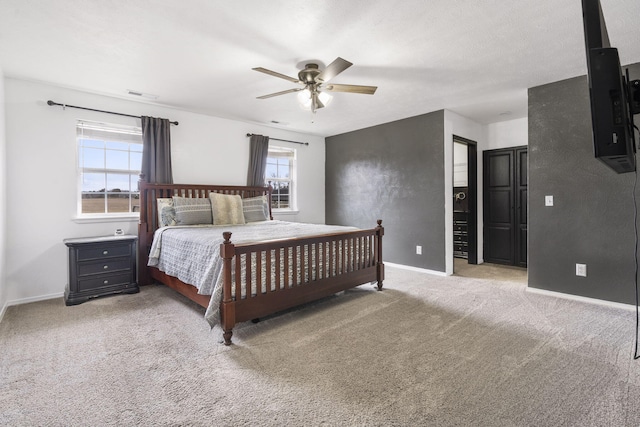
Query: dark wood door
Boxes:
[
  {"xmin": 483, "ymin": 146, "xmax": 527, "ymax": 267},
  {"xmin": 515, "ymin": 148, "xmax": 527, "ymax": 267}
]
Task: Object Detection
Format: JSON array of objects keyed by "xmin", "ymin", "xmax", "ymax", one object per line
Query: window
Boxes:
[
  {"xmin": 265, "ymin": 146, "xmax": 296, "ymax": 210},
  {"xmin": 77, "ymin": 121, "xmax": 143, "ymax": 216}
]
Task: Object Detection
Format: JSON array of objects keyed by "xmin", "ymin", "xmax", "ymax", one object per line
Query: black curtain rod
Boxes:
[
  {"xmin": 246, "ymin": 133, "xmax": 308, "ymax": 146},
  {"xmin": 47, "ymin": 100, "xmax": 179, "ymax": 125}
]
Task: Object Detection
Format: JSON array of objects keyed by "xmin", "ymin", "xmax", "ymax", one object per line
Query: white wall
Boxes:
[
  {"xmin": 0, "ymin": 68, "xmax": 7, "ymax": 320},
  {"xmin": 453, "ymin": 142, "xmax": 468, "ymax": 187},
  {"xmin": 4, "ymin": 78, "xmax": 325, "ymax": 305},
  {"xmin": 484, "ymin": 117, "xmax": 528, "ymax": 150},
  {"xmin": 444, "ymin": 110, "xmax": 485, "ymax": 274}
]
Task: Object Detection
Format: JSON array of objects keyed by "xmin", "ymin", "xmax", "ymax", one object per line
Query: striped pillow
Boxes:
[
  {"xmin": 242, "ymin": 196, "xmax": 269, "ymax": 222},
  {"xmin": 172, "ymin": 196, "xmax": 213, "ymax": 225}
]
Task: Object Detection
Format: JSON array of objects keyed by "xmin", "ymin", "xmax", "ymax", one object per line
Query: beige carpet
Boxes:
[{"xmin": 1, "ymin": 265, "xmax": 639, "ymax": 426}]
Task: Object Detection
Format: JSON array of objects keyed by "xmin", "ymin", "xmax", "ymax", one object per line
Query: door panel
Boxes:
[
  {"xmin": 489, "ymin": 190, "xmax": 512, "ymax": 224},
  {"xmin": 485, "ymin": 226, "xmax": 513, "ymax": 263},
  {"xmin": 516, "ymin": 148, "xmax": 528, "ymax": 267},
  {"xmin": 489, "ymin": 154, "xmax": 512, "ymax": 187},
  {"xmin": 483, "ymin": 147, "xmax": 527, "ymax": 267},
  {"xmin": 519, "ymin": 189, "xmax": 528, "ymax": 223}
]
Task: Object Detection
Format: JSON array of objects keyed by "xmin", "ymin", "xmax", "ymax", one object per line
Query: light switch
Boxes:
[{"xmin": 545, "ymin": 195, "xmax": 554, "ymax": 206}]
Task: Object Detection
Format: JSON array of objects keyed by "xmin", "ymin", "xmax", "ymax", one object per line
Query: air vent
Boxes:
[{"xmin": 126, "ymin": 90, "xmax": 158, "ymax": 100}]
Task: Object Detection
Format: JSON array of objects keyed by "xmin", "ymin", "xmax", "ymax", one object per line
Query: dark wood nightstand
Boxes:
[{"xmin": 64, "ymin": 235, "xmax": 139, "ymax": 305}]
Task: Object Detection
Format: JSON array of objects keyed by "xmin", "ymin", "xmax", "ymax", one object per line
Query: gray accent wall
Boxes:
[
  {"xmin": 326, "ymin": 110, "xmax": 445, "ymax": 271},
  {"xmin": 528, "ymin": 62, "xmax": 640, "ymax": 304}
]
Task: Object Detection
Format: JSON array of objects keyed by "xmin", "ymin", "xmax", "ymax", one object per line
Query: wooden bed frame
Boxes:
[{"xmin": 137, "ymin": 179, "xmax": 385, "ymax": 345}]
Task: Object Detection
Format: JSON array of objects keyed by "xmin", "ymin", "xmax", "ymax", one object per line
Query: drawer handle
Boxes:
[
  {"xmin": 103, "ymin": 280, "xmax": 109, "ymax": 284},
  {"xmin": 103, "ymin": 250, "xmax": 109, "ymax": 255},
  {"xmin": 103, "ymin": 265, "xmax": 109, "ymax": 270}
]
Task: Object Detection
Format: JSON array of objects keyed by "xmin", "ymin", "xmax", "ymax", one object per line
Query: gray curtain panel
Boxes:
[
  {"xmin": 141, "ymin": 116, "xmax": 173, "ymax": 184},
  {"xmin": 247, "ymin": 134, "xmax": 269, "ymax": 186}
]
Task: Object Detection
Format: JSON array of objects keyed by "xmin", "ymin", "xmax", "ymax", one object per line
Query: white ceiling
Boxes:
[{"xmin": 1, "ymin": 0, "xmax": 639, "ymax": 137}]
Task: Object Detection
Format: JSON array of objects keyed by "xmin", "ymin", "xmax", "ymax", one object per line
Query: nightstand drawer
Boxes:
[
  {"xmin": 77, "ymin": 243, "xmax": 131, "ymax": 261},
  {"xmin": 78, "ymin": 257, "xmax": 131, "ymax": 276},
  {"xmin": 77, "ymin": 272, "xmax": 134, "ymax": 292}
]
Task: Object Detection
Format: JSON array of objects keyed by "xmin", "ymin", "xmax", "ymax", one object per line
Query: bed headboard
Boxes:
[{"xmin": 137, "ymin": 177, "xmax": 273, "ymax": 285}]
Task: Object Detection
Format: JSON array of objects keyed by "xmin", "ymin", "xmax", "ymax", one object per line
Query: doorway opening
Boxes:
[{"xmin": 453, "ymin": 135, "xmax": 478, "ymax": 273}]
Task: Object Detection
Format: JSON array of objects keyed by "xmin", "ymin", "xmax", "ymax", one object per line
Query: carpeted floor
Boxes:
[{"xmin": 1, "ymin": 265, "xmax": 639, "ymax": 426}]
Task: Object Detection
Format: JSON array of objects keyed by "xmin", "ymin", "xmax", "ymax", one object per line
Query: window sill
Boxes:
[
  {"xmin": 272, "ymin": 210, "xmax": 299, "ymax": 216},
  {"xmin": 73, "ymin": 214, "xmax": 140, "ymax": 224}
]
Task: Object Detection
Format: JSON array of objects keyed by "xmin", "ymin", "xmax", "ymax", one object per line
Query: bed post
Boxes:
[
  {"xmin": 220, "ymin": 232, "xmax": 236, "ymax": 345},
  {"xmin": 137, "ymin": 174, "xmax": 152, "ymax": 286},
  {"xmin": 375, "ymin": 219, "xmax": 385, "ymax": 291}
]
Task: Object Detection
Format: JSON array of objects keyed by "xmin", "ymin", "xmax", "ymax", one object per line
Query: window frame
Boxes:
[
  {"xmin": 265, "ymin": 145, "xmax": 297, "ymax": 212},
  {"xmin": 75, "ymin": 120, "xmax": 143, "ymax": 219}
]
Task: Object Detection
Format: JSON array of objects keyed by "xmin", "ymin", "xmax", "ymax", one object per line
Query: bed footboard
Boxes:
[{"xmin": 219, "ymin": 221, "xmax": 384, "ymax": 345}]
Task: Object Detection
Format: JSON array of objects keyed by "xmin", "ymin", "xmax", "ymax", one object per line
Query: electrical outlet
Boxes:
[
  {"xmin": 545, "ymin": 195, "xmax": 554, "ymax": 206},
  {"xmin": 576, "ymin": 263, "xmax": 587, "ymax": 277},
  {"xmin": 416, "ymin": 245, "xmax": 422, "ymax": 255}
]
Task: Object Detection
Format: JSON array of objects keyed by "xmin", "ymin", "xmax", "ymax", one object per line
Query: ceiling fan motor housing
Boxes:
[{"xmin": 298, "ymin": 64, "xmax": 321, "ymax": 84}]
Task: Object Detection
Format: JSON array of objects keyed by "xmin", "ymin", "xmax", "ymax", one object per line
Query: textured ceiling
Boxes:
[{"xmin": 0, "ymin": 0, "xmax": 639, "ymax": 137}]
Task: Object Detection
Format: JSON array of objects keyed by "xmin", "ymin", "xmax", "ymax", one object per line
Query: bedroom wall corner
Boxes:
[
  {"xmin": 267, "ymin": 134, "xmax": 325, "ymax": 224},
  {"xmin": 325, "ymin": 110, "xmax": 446, "ymax": 272},
  {"xmin": 4, "ymin": 78, "xmax": 325, "ymax": 305},
  {"xmin": 528, "ymin": 62, "xmax": 640, "ymax": 305},
  {"xmin": 0, "ymin": 67, "xmax": 7, "ymax": 321}
]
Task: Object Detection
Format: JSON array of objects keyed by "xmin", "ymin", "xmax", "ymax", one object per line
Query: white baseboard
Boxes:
[
  {"xmin": 9, "ymin": 292, "xmax": 64, "ymax": 306},
  {"xmin": 384, "ymin": 262, "xmax": 448, "ymax": 277},
  {"xmin": 0, "ymin": 302, "xmax": 7, "ymax": 324},
  {"xmin": 0, "ymin": 292, "xmax": 65, "ymax": 324},
  {"xmin": 526, "ymin": 287, "xmax": 637, "ymax": 312},
  {"xmin": 386, "ymin": 262, "xmax": 636, "ymax": 311}
]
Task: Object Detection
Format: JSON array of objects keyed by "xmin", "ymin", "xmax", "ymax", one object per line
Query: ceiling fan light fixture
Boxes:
[
  {"xmin": 297, "ymin": 88, "xmax": 312, "ymax": 110},
  {"xmin": 318, "ymin": 91, "xmax": 332, "ymax": 106},
  {"xmin": 297, "ymin": 87, "xmax": 332, "ymax": 111}
]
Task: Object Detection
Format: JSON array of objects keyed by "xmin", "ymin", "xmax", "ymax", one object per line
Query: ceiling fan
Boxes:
[{"xmin": 252, "ymin": 57, "xmax": 377, "ymax": 113}]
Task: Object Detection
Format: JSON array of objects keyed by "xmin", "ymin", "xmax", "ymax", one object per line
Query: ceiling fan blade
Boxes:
[
  {"xmin": 257, "ymin": 88, "xmax": 303, "ymax": 99},
  {"xmin": 316, "ymin": 57, "xmax": 352, "ymax": 83},
  {"xmin": 252, "ymin": 67, "xmax": 301, "ymax": 84},
  {"xmin": 324, "ymin": 83, "xmax": 377, "ymax": 95}
]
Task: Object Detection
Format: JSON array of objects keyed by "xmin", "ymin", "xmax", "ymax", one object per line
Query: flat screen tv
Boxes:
[{"xmin": 582, "ymin": 0, "xmax": 638, "ymax": 173}]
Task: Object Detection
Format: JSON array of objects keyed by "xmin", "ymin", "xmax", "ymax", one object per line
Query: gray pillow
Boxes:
[
  {"xmin": 172, "ymin": 196, "xmax": 213, "ymax": 225},
  {"xmin": 242, "ymin": 195, "xmax": 270, "ymax": 222}
]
